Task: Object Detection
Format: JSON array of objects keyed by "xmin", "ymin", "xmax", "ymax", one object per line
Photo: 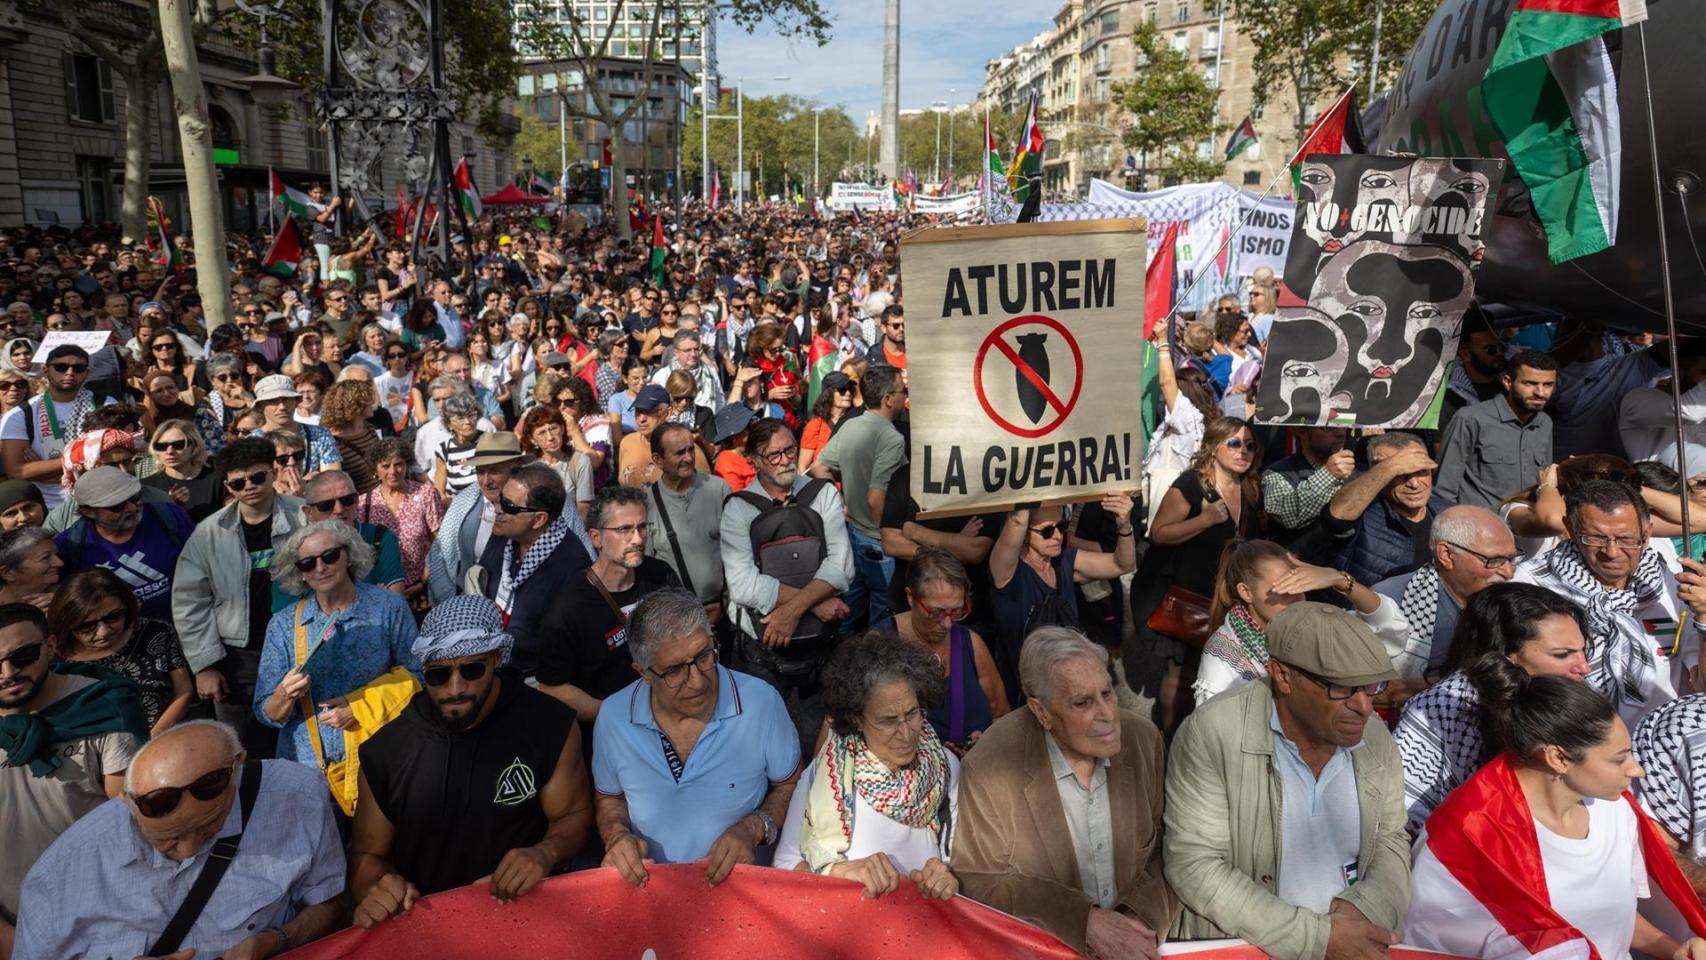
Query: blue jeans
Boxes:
[{"xmin": 843, "ymin": 525, "xmax": 894, "ymax": 632}]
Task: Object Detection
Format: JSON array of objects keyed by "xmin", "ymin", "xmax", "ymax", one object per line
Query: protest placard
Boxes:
[
  {"xmin": 32, "ymin": 330, "xmax": 110, "ymax": 364},
  {"xmin": 901, "ymin": 219, "xmax": 1146, "ymax": 516},
  {"xmin": 1254, "ymin": 155, "xmax": 1505, "ymax": 429}
]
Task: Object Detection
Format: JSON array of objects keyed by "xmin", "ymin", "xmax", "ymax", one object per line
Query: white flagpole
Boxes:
[{"xmin": 982, "ymin": 104, "xmax": 990, "ymax": 223}]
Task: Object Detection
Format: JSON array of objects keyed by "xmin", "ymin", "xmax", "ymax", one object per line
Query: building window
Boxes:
[
  {"xmin": 1095, "ymin": 77, "xmax": 1110, "ymax": 101},
  {"xmin": 1204, "ymin": 25, "xmax": 1220, "ymax": 55},
  {"xmin": 62, "ymin": 53, "xmax": 114, "ymax": 124},
  {"xmin": 305, "ymin": 125, "xmax": 328, "ymax": 173},
  {"xmin": 1204, "ymin": 62, "xmax": 1218, "ymax": 85},
  {"xmin": 518, "ymin": 75, "xmax": 535, "ymax": 96},
  {"xmin": 1175, "ymin": 0, "xmax": 1190, "ymax": 22},
  {"xmin": 74, "ymin": 156, "xmax": 109, "ymax": 221},
  {"xmin": 1145, "ymin": 2, "xmax": 1158, "ymax": 22},
  {"xmin": 1099, "ymin": 9, "xmax": 1119, "ymax": 33},
  {"xmin": 1170, "ymin": 31, "xmax": 1188, "ymax": 52},
  {"xmin": 1243, "ymin": 170, "xmax": 1261, "ymax": 186},
  {"xmin": 1095, "ymin": 43, "xmax": 1112, "ymax": 70}
]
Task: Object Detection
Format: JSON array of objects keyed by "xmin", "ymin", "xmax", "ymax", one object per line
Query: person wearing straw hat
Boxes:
[{"xmin": 350, "ymin": 595, "xmax": 591, "ymax": 927}]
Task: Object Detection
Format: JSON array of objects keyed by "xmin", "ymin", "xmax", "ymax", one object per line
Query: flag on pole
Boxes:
[
  {"xmin": 1144, "ymin": 221, "xmax": 1181, "ymax": 340},
  {"xmin": 262, "ymin": 217, "xmax": 302, "ymax": 278},
  {"xmin": 982, "ymin": 108, "xmax": 1019, "ymax": 224},
  {"xmin": 805, "ymin": 333, "xmax": 839, "ymax": 408},
  {"xmin": 529, "ymin": 171, "xmax": 553, "ymax": 196},
  {"xmin": 1481, "ymin": 0, "xmax": 1645, "ymax": 262},
  {"xmin": 710, "ymin": 172, "xmax": 722, "ymax": 210},
  {"xmin": 452, "ymin": 158, "xmax": 482, "ymax": 221},
  {"xmin": 1287, "ymin": 86, "xmax": 1364, "ymax": 192},
  {"xmin": 145, "ymin": 197, "xmax": 183, "ymax": 270},
  {"xmin": 649, "ymin": 214, "xmax": 668, "ymax": 286},
  {"xmin": 1224, "ymin": 116, "xmax": 1259, "ymax": 161},
  {"xmin": 1007, "ymin": 92, "xmax": 1044, "ymax": 204},
  {"xmin": 270, "ymin": 169, "xmax": 313, "ymax": 218}
]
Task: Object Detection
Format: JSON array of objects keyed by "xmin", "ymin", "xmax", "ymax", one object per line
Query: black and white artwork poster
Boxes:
[{"xmin": 1254, "ymin": 155, "xmax": 1505, "ymax": 429}]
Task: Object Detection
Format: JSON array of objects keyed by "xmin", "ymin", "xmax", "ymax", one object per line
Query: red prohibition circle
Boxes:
[{"xmin": 973, "ymin": 314, "xmax": 1083, "ymax": 439}]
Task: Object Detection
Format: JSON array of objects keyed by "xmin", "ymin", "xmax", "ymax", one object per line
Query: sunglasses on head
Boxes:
[
  {"xmin": 129, "ymin": 761, "xmax": 238, "ymax": 819},
  {"xmin": 423, "ymin": 660, "xmax": 491, "ymax": 687},
  {"xmin": 308, "ymin": 492, "xmax": 358, "ymax": 513},
  {"xmin": 225, "ymin": 468, "xmax": 270, "ymax": 491},
  {"xmin": 294, "ymin": 546, "xmax": 346, "ymax": 572},
  {"xmin": 0, "ymin": 641, "xmax": 44, "ymax": 671}
]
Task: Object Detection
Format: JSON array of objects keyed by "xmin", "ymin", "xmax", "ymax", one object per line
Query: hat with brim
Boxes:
[
  {"xmin": 544, "ymin": 352, "xmax": 573, "ymax": 369},
  {"xmin": 1266, "ymin": 601, "xmax": 1399, "ymax": 688},
  {"xmin": 634, "ymin": 383, "xmax": 671, "ymax": 412},
  {"xmin": 710, "ymin": 403, "xmax": 756, "ymax": 444},
  {"xmin": 75, "ymin": 465, "xmax": 141, "ymax": 509},
  {"xmin": 467, "ymin": 431, "xmax": 526, "ymax": 467},
  {"xmin": 252, "ymin": 374, "xmax": 299, "ymax": 404}
]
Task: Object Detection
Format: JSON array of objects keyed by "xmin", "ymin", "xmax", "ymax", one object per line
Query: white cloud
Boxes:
[{"xmin": 715, "ymin": 0, "xmax": 1048, "ymax": 116}]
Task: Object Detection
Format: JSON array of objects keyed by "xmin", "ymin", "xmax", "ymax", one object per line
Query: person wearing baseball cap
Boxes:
[
  {"xmin": 54, "ymin": 465, "xmax": 194, "ymax": 622},
  {"xmin": 1164, "ymin": 601, "xmax": 1409, "ymax": 959},
  {"xmin": 616, "ymin": 384, "xmax": 672, "ymax": 486}
]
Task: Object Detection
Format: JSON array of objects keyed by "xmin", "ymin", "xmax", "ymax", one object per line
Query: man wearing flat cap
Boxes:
[
  {"xmin": 1163, "ymin": 602, "xmax": 1411, "ymax": 960},
  {"xmin": 54, "ymin": 465, "xmax": 194, "ymax": 622},
  {"xmin": 348, "ymin": 595, "xmax": 592, "ymax": 928}
]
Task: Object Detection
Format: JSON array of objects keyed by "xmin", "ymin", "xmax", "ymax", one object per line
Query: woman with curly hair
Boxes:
[
  {"xmin": 321, "ymin": 379, "xmax": 383, "ymax": 493},
  {"xmin": 517, "ymin": 404, "xmax": 594, "ymax": 519}
]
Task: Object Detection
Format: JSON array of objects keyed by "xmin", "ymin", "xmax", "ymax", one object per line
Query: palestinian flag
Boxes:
[
  {"xmin": 529, "ymin": 171, "xmax": 553, "ymax": 196},
  {"xmin": 1007, "ymin": 92, "xmax": 1044, "ymax": 206},
  {"xmin": 649, "ymin": 214, "xmax": 667, "ymax": 285},
  {"xmin": 145, "ymin": 197, "xmax": 183, "ymax": 270},
  {"xmin": 270, "ymin": 169, "xmax": 313, "ymax": 218},
  {"xmin": 262, "ymin": 217, "xmax": 302, "ymax": 278},
  {"xmin": 1225, "ymin": 115, "xmax": 1259, "ymax": 161},
  {"xmin": 1287, "ymin": 85, "xmax": 1365, "ymax": 193},
  {"xmin": 805, "ymin": 333, "xmax": 839, "ymax": 408},
  {"xmin": 1482, "ymin": 0, "xmax": 1646, "ymax": 262},
  {"xmin": 452, "ymin": 158, "xmax": 482, "ymax": 221}
]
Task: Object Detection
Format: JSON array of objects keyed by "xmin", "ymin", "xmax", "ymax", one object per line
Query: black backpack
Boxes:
[{"xmin": 729, "ymin": 478, "xmax": 836, "ymax": 655}]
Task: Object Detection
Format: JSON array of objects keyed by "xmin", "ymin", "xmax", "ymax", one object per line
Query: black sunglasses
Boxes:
[
  {"xmin": 423, "ymin": 660, "xmax": 491, "ymax": 687},
  {"xmin": 386, "ymin": 351, "xmax": 409, "ymax": 360},
  {"xmin": 224, "ymin": 468, "xmax": 270, "ymax": 491},
  {"xmin": 307, "ymin": 493, "xmax": 358, "ymax": 513},
  {"xmin": 497, "ymin": 496, "xmax": 540, "ymax": 516},
  {"xmin": 293, "ymin": 546, "xmax": 346, "ymax": 572},
  {"xmin": 47, "ymin": 362, "xmax": 88, "ymax": 374},
  {"xmin": 1029, "ymin": 522, "xmax": 1064, "ymax": 540},
  {"xmin": 0, "ymin": 641, "xmax": 44, "ymax": 671},
  {"xmin": 130, "ymin": 761, "xmax": 237, "ymax": 819},
  {"xmin": 274, "ymin": 450, "xmax": 305, "ymax": 467},
  {"xmin": 153, "ymin": 439, "xmax": 188, "ymax": 453}
]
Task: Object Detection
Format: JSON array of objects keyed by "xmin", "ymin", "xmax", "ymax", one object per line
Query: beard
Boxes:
[
  {"xmin": 0, "ymin": 673, "xmax": 40, "ymax": 709},
  {"xmin": 432, "ymin": 682, "xmax": 494, "ymax": 734}
]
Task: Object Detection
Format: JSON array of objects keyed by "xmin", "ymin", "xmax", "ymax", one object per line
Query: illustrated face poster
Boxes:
[{"xmin": 1255, "ymin": 156, "xmax": 1505, "ymax": 428}]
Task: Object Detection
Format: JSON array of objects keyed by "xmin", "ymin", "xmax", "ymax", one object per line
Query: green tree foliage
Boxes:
[
  {"xmin": 511, "ymin": 114, "xmax": 564, "ymax": 180},
  {"xmin": 1111, "ymin": 22, "xmax": 1226, "ymax": 185},
  {"xmin": 683, "ymin": 94, "xmax": 857, "ymax": 195},
  {"xmin": 1231, "ymin": 0, "xmax": 1436, "ymax": 141},
  {"xmin": 226, "ymin": 0, "xmax": 524, "ymax": 138}
]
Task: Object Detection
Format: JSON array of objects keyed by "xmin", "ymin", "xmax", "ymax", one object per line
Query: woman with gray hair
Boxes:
[
  {"xmin": 0, "ymin": 525, "xmax": 62, "ymax": 609},
  {"xmin": 432, "ymin": 390, "xmax": 484, "ymax": 500},
  {"xmin": 773, "ymin": 631, "xmax": 960, "ymax": 901},
  {"xmin": 255, "ymin": 519, "xmax": 421, "ymax": 816},
  {"xmin": 192, "ymin": 352, "xmax": 252, "ymax": 455}
]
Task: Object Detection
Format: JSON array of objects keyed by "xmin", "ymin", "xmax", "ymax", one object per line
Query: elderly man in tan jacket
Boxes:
[
  {"xmin": 1164, "ymin": 602, "xmax": 1411, "ymax": 960},
  {"xmin": 954, "ymin": 627, "xmax": 1177, "ymax": 959}
]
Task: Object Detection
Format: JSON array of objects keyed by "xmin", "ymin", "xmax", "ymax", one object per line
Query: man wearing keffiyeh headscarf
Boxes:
[{"xmin": 348, "ymin": 594, "xmax": 592, "ymax": 926}]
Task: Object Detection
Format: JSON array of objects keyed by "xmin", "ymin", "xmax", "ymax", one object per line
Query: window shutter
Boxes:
[
  {"xmin": 62, "ymin": 52, "xmax": 76, "ymax": 119},
  {"xmin": 98, "ymin": 61, "xmax": 115, "ymax": 123}
]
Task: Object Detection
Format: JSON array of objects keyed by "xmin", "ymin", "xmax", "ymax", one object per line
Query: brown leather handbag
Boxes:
[{"xmin": 1146, "ymin": 584, "xmax": 1215, "ymax": 647}]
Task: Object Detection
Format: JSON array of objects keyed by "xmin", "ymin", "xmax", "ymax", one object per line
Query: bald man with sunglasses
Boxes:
[{"xmin": 13, "ymin": 720, "xmax": 345, "ymax": 960}]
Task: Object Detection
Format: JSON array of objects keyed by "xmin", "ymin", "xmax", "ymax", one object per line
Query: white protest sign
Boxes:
[{"xmin": 33, "ymin": 330, "xmax": 111, "ymax": 364}]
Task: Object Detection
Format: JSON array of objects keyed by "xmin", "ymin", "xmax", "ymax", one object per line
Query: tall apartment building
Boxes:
[
  {"xmin": 980, "ymin": 0, "xmax": 1316, "ymax": 197},
  {"xmin": 517, "ymin": 0, "xmax": 718, "ymax": 94}
]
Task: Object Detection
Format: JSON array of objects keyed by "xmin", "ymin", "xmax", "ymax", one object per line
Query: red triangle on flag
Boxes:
[{"xmin": 263, "ymin": 218, "xmax": 302, "ymax": 277}]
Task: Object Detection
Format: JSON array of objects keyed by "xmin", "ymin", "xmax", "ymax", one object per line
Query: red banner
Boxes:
[{"xmin": 282, "ymin": 864, "xmax": 1079, "ymax": 959}]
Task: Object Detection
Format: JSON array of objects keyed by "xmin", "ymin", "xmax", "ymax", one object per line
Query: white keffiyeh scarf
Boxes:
[
  {"xmin": 1394, "ymin": 565, "xmax": 1444, "ymax": 676},
  {"xmin": 1540, "ymin": 541, "xmax": 1666, "ymax": 710},
  {"xmin": 1393, "ymin": 671, "xmax": 1483, "ymax": 836}
]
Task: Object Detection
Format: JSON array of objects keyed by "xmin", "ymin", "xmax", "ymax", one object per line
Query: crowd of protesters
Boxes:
[{"xmin": 3, "ymin": 197, "xmax": 1706, "ymax": 960}]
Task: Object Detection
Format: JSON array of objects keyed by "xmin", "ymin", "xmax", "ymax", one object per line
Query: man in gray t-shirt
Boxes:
[
  {"xmin": 0, "ymin": 606, "xmax": 144, "ymax": 942},
  {"xmin": 644, "ymin": 423, "xmax": 730, "ymax": 610},
  {"xmin": 812, "ymin": 365, "xmax": 908, "ymax": 629}
]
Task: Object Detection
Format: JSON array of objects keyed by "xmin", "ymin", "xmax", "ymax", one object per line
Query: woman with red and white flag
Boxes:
[{"xmin": 1408, "ymin": 675, "xmax": 1706, "ymax": 960}]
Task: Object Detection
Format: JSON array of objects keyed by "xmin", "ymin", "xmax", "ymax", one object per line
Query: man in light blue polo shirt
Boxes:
[{"xmin": 593, "ymin": 588, "xmax": 800, "ymax": 886}]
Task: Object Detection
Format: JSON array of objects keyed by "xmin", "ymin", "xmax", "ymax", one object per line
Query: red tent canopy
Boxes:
[{"xmin": 480, "ymin": 183, "xmax": 549, "ymax": 206}]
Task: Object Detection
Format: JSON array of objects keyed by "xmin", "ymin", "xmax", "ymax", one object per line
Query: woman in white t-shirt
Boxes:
[
  {"xmin": 1143, "ymin": 339, "xmax": 1218, "ymax": 526},
  {"xmin": 1408, "ymin": 675, "xmax": 1706, "ymax": 960}
]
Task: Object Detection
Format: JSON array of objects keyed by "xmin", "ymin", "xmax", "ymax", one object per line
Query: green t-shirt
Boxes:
[{"xmin": 818, "ymin": 412, "xmax": 906, "ymax": 539}]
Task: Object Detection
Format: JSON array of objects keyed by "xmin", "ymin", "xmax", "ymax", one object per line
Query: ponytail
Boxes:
[
  {"xmin": 1209, "ymin": 539, "xmax": 1290, "ymax": 625},
  {"xmin": 1480, "ymin": 673, "xmax": 1615, "ymax": 762}
]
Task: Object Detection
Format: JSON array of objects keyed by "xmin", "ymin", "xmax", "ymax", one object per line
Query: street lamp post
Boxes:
[
  {"xmin": 933, "ymin": 103, "xmax": 942, "ymax": 184},
  {"xmin": 948, "ymin": 87, "xmax": 955, "ymax": 186},
  {"xmin": 736, "ymin": 79, "xmax": 744, "ymax": 207},
  {"xmin": 813, "ymin": 108, "xmax": 820, "ymax": 197}
]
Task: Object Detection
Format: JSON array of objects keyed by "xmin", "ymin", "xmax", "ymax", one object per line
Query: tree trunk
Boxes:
[
  {"xmin": 119, "ymin": 65, "xmax": 154, "ymax": 245},
  {"xmin": 157, "ymin": 0, "xmax": 230, "ymax": 330},
  {"xmin": 608, "ymin": 126, "xmax": 631, "ymax": 240}
]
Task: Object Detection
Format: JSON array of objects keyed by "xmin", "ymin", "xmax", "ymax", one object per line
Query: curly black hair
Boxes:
[{"xmin": 821, "ymin": 631, "xmax": 945, "ymax": 738}]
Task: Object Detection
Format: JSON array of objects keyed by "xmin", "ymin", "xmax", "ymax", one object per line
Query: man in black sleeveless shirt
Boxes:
[{"xmin": 349, "ymin": 596, "xmax": 592, "ymax": 927}]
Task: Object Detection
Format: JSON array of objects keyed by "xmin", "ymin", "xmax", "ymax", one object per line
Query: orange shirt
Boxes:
[{"xmin": 715, "ymin": 450, "xmax": 756, "ymax": 492}]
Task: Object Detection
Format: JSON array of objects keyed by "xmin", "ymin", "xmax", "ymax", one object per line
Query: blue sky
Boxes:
[{"xmin": 715, "ymin": 0, "xmax": 1050, "ymax": 118}]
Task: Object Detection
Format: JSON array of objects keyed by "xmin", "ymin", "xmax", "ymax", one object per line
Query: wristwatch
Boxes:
[{"xmin": 752, "ymin": 810, "xmax": 777, "ymax": 846}]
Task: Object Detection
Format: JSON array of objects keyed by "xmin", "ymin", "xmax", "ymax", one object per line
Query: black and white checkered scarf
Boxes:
[
  {"xmin": 1393, "ymin": 671, "xmax": 1484, "ymax": 837},
  {"xmin": 1539, "ymin": 541, "xmax": 1666, "ymax": 710}
]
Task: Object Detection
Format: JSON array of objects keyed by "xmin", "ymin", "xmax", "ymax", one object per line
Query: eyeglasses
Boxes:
[
  {"xmin": 916, "ymin": 600, "xmax": 970, "ymax": 623},
  {"xmin": 47, "ymin": 362, "xmax": 88, "ymax": 374},
  {"xmin": 647, "ymin": 645, "xmax": 717, "ymax": 689},
  {"xmin": 0, "ymin": 641, "xmax": 44, "ymax": 671},
  {"xmin": 1029, "ymin": 522, "xmax": 1064, "ymax": 540},
  {"xmin": 423, "ymin": 660, "xmax": 490, "ymax": 687},
  {"xmin": 152, "ymin": 342, "xmax": 177, "ymax": 352},
  {"xmin": 1444, "ymin": 541, "xmax": 1520, "ymax": 571},
  {"xmin": 599, "ymin": 523, "xmax": 645, "ymax": 538},
  {"xmin": 273, "ymin": 450, "xmax": 305, "ymax": 467},
  {"xmin": 865, "ymin": 706, "xmax": 926, "ymax": 736},
  {"xmin": 1576, "ymin": 531, "xmax": 1645, "ymax": 551},
  {"xmin": 1225, "ymin": 437, "xmax": 1250, "ymax": 450},
  {"xmin": 1282, "ymin": 662, "xmax": 1390, "ymax": 701},
  {"xmin": 224, "ymin": 468, "xmax": 270, "ymax": 491},
  {"xmin": 72, "ymin": 607, "xmax": 128, "ymax": 639},
  {"xmin": 213, "ymin": 373, "xmax": 241, "ymax": 383},
  {"xmin": 129, "ymin": 760, "xmax": 238, "ymax": 819},
  {"xmin": 307, "ymin": 493, "xmax": 358, "ymax": 513},
  {"xmin": 152, "ymin": 438, "xmax": 189, "ymax": 453},
  {"xmin": 0, "ymin": 381, "xmax": 27, "ymax": 393},
  {"xmin": 293, "ymin": 546, "xmax": 347, "ymax": 572},
  {"xmin": 497, "ymin": 495, "xmax": 540, "ymax": 515},
  {"xmin": 758, "ymin": 445, "xmax": 799, "ymax": 465},
  {"xmin": 386, "ymin": 351, "xmax": 409, "ymax": 360}
]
